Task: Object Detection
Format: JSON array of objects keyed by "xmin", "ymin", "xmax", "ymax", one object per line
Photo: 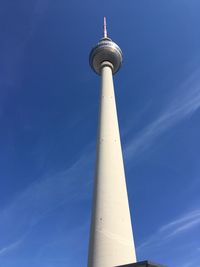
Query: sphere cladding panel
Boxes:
[{"xmin": 89, "ymin": 38, "xmax": 123, "ymax": 75}]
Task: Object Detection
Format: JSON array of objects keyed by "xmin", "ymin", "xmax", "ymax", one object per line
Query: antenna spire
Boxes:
[{"xmin": 103, "ymin": 17, "xmax": 107, "ymax": 38}]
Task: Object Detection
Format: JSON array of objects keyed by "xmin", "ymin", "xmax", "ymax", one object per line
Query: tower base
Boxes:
[{"xmin": 117, "ymin": 260, "xmax": 167, "ymax": 267}]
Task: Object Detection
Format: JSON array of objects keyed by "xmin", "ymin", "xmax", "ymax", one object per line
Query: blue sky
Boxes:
[{"xmin": 0, "ymin": 0, "xmax": 200, "ymax": 266}]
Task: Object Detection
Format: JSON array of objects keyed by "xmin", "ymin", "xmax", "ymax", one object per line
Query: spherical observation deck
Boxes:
[{"xmin": 89, "ymin": 36, "xmax": 123, "ymax": 75}]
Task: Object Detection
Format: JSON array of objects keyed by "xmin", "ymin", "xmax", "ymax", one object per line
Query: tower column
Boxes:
[
  {"xmin": 88, "ymin": 61, "xmax": 136, "ymax": 267},
  {"xmin": 87, "ymin": 18, "xmax": 167, "ymax": 267},
  {"xmin": 88, "ymin": 18, "xmax": 136, "ymax": 267}
]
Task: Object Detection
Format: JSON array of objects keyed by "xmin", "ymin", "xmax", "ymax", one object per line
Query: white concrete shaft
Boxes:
[{"xmin": 88, "ymin": 63, "xmax": 137, "ymax": 267}]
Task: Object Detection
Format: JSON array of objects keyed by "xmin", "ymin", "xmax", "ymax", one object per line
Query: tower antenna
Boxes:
[{"xmin": 103, "ymin": 17, "xmax": 107, "ymax": 38}]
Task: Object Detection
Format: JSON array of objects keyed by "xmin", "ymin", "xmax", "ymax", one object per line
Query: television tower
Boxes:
[{"xmin": 88, "ymin": 18, "xmax": 137, "ymax": 267}]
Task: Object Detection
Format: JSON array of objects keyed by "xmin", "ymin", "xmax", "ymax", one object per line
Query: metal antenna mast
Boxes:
[{"xmin": 103, "ymin": 17, "xmax": 108, "ymax": 38}]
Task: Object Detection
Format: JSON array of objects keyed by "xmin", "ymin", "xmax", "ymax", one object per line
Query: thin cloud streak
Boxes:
[
  {"xmin": 125, "ymin": 68, "xmax": 200, "ymax": 160},
  {"xmin": 182, "ymin": 261, "xmax": 196, "ymax": 267},
  {"xmin": 0, "ymin": 150, "xmax": 93, "ymax": 256},
  {"xmin": 179, "ymin": 248, "xmax": 200, "ymax": 267},
  {"xmin": 160, "ymin": 209, "xmax": 200, "ymax": 231},
  {"xmin": 137, "ymin": 209, "xmax": 200, "ymax": 251},
  {"xmin": 0, "ymin": 238, "xmax": 23, "ymax": 256}
]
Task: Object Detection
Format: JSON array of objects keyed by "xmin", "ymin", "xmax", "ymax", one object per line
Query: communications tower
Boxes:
[{"xmin": 87, "ymin": 18, "xmax": 137, "ymax": 267}]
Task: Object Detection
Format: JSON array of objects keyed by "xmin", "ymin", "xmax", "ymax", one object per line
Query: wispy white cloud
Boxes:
[
  {"xmin": 0, "ymin": 149, "xmax": 94, "ymax": 257},
  {"xmin": 0, "ymin": 238, "xmax": 23, "ymax": 256},
  {"xmin": 137, "ymin": 209, "xmax": 200, "ymax": 251},
  {"xmin": 178, "ymin": 248, "xmax": 200, "ymax": 267},
  {"xmin": 159, "ymin": 210, "xmax": 200, "ymax": 237},
  {"xmin": 181, "ymin": 261, "xmax": 197, "ymax": 267},
  {"xmin": 125, "ymin": 68, "xmax": 200, "ymax": 160}
]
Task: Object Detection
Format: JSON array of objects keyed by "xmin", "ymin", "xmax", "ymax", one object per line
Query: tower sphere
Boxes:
[{"xmin": 89, "ymin": 37, "xmax": 123, "ymax": 75}]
